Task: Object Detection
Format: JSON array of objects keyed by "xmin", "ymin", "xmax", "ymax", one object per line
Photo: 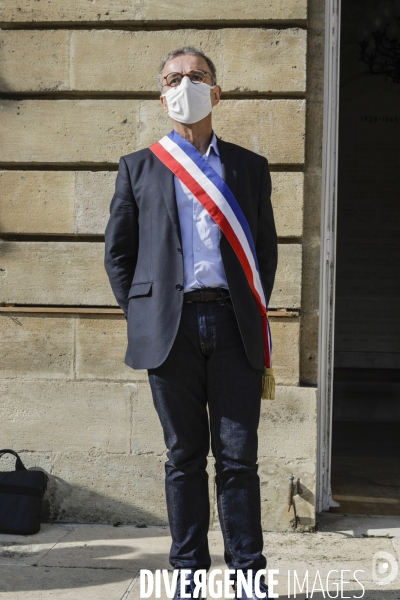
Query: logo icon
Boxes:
[{"xmin": 372, "ymin": 551, "xmax": 399, "ymax": 586}]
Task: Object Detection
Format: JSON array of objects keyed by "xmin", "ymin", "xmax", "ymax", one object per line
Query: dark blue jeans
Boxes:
[{"xmin": 148, "ymin": 299, "xmax": 266, "ymax": 573}]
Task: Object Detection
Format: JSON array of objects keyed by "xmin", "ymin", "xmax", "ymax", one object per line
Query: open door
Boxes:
[
  {"xmin": 331, "ymin": 0, "xmax": 400, "ymax": 515},
  {"xmin": 318, "ymin": 0, "xmax": 400, "ymax": 514}
]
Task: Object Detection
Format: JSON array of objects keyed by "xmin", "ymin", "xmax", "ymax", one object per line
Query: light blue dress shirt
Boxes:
[{"xmin": 174, "ymin": 132, "xmax": 229, "ymax": 293}]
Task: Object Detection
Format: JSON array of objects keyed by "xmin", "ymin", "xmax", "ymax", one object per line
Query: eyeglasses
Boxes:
[{"xmin": 162, "ymin": 69, "xmax": 214, "ymax": 88}]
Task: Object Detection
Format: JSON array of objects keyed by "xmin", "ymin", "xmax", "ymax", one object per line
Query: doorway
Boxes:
[{"xmin": 330, "ymin": 0, "xmax": 400, "ymax": 515}]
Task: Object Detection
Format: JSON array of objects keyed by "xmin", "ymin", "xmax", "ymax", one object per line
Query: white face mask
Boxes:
[{"xmin": 162, "ymin": 76, "xmax": 215, "ymax": 124}]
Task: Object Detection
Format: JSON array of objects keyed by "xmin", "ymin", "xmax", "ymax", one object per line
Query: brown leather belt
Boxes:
[{"xmin": 183, "ymin": 288, "xmax": 230, "ymax": 303}]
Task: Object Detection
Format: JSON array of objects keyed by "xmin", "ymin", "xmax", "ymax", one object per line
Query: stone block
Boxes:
[
  {"xmin": 0, "ymin": 1, "xmax": 307, "ymax": 23},
  {"xmin": 0, "ymin": 100, "xmax": 141, "ymax": 164},
  {"xmin": 130, "ymin": 383, "xmax": 166, "ymax": 456},
  {"xmin": 269, "ymin": 244, "xmax": 302, "ymax": 309},
  {"xmin": 0, "ymin": 314, "xmax": 73, "ymax": 379},
  {"xmin": 0, "ymin": 170, "xmax": 114, "ymax": 235},
  {"xmin": 223, "ymin": 28, "xmax": 306, "ymax": 92},
  {"xmin": 75, "ymin": 171, "xmax": 116, "ymax": 234},
  {"xmin": 271, "ymin": 172, "xmax": 303, "ymax": 238},
  {"xmin": 213, "ymin": 100, "xmax": 306, "ymax": 164},
  {"xmin": 258, "ymin": 386, "xmax": 317, "ymax": 459},
  {"xmin": 0, "ymin": 100, "xmax": 305, "ymax": 165},
  {"xmin": 143, "ymin": 0, "xmax": 307, "ymax": 21},
  {"xmin": 0, "ymin": 30, "xmax": 69, "ymax": 93},
  {"xmin": 0, "ymin": 171, "xmax": 303, "ymax": 237},
  {"xmin": 75, "ymin": 315, "xmax": 146, "ymax": 381},
  {"xmin": 70, "ymin": 29, "xmax": 222, "ymax": 92},
  {"xmin": 259, "ymin": 458, "xmax": 316, "ymax": 531},
  {"xmin": 269, "ymin": 319, "xmax": 300, "ymax": 385},
  {"xmin": 1, "ymin": 29, "xmax": 305, "ymax": 93},
  {"xmin": 50, "ymin": 453, "xmax": 168, "ymax": 524},
  {"xmin": 1, "ymin": 241, "xmax": 301, "ymax": 308},
  {"xmin": 0, "ymin": 380, "xmax": 133, "ymax": 453},
  {"xmin": 70, "ymin": 28, "xmax": 305, "ymax": 93},
  {"xmin": 0, "ymin": 241, "xmax": 115, "ymax": 305},
  {"xmin": 0, "ymin": 170, "xmax": 75, "ymax": 234}
]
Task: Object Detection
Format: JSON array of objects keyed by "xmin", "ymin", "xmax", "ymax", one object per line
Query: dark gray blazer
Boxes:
[{"xmin": 104, "ymin": 137, "xmax": 278, "ymax": 370}]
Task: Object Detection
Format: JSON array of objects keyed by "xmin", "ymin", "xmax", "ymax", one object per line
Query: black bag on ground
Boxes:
[{"xmin": 0, "ymin": 449, "xmax": 48, "ymax": 535}]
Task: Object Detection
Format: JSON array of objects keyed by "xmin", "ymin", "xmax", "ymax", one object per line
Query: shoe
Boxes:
[
  {"xmin": 173, "ymin": 569, "xmax": 206, "ymax": 600},
  {"xmin": 233, "ymin": 576, "xmax": 268, "ymax": 599}
]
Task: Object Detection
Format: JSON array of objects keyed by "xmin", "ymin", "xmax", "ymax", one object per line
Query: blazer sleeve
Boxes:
[
  {"xmin": 256, "ymin": 158, "xmax": 278, "ymax": 305},
  {"xmin": 104, "ymin": 156, "xmax": 139, "ymax": 316}
]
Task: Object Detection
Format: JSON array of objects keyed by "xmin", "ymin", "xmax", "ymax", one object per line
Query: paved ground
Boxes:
[{"xmin": 1, "ymin": 514, "xmax": 400, "ymax": 599}]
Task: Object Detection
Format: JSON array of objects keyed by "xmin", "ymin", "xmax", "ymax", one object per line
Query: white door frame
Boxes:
[{"xmin": 316, "ymin": 0, "xmax": 342, "ymax": 513}]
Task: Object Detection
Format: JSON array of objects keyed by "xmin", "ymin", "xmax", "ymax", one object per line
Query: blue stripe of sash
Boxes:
[{"xmin": 168, "ymin": 130, "xmax": 263, "ymax": 287}]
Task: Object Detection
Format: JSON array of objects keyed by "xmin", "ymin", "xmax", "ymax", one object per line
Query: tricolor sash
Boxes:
[{"xmin": 149, "ymin": 130, "xmax": 275, "ymax": 399}]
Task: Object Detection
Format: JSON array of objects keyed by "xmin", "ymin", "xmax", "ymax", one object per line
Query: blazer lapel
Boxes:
[
  {"xmin": 215, "ymin": 137, "xmax": 242, "ymax": 283},
  {"xmin": 153, "ymin": 154, "xmax": 182, "ymax": 246},
  {"xmin": 217, "ymin": 137, "xmax": 239, "ymax": 200}
]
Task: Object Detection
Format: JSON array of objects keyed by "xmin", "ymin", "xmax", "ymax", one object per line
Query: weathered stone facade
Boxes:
[{"xmin": 0, "ymin": 0, "xmax": 324, "ymax": 530}]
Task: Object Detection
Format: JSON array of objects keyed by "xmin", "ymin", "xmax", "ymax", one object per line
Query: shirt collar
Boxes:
[{"xmin": 204, "ymin": 131, "xmax": 220, "ymax": 158}]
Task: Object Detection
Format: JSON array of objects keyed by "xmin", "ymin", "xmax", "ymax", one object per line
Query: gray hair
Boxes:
[{"xmin": 158, "ymin": 46, "xmax": 217, "ymax": 93}]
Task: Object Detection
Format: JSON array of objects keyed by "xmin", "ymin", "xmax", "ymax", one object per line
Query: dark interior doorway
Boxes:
[{"xmin": 331, "ymin": 0, "xmax": 400, "ymax": 515}]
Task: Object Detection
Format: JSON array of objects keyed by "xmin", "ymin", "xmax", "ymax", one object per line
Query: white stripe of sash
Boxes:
[{"xmin": 159, "ymin": 136, "xmax": 266, "ymax": 308}]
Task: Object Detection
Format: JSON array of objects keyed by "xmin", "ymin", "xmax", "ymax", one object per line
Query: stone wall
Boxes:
[{"xmin": 0, "ymin": 0, "xmax": 324, "ymax": 530}]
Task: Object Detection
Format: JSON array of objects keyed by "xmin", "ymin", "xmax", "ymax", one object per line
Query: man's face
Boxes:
[{"xmin": 160, "ymin": 54, "xmax": 221, "ymax": 115}]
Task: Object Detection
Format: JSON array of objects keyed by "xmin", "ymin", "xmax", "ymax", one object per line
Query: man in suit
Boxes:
[{"xmin": 105, "ymin": 46, "xmax": 277, "ymax": 599}]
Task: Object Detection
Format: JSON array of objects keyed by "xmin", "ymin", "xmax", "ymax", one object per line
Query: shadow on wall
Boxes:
[
  {"xmin": 288, "ymin": 483, "xmax": 315, "ymax": 531},
  {"xmin": 41, "ymin": 472, "xmax": 168, "ymax": 526}
]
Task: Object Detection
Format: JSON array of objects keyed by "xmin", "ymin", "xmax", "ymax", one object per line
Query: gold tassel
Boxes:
[{"xmin": 262, "ymin": 367, "xmax": 275, "ymax": 400}]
